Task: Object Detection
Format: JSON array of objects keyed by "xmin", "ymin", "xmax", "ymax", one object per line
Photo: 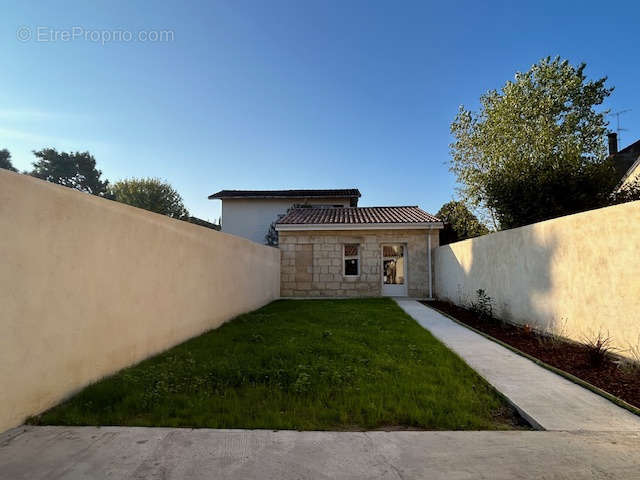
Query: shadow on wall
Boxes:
[
  {"xmin": 436, "ymin": 227, "xmax": 559, "ymax": 332},
  {"xmin": 435, "ymin": 200, "xmax": 640, "ymax": 355},
  {"xmin": 0, "ymin": 170, "xmax": 281, "ymax": 433}
]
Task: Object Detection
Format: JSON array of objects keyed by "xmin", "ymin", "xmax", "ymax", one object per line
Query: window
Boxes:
[{"xmin": 343, "ymin": 244, "xmax": 359, "ymax": 276}]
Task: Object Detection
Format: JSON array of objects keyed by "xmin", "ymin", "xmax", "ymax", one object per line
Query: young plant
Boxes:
[
  {"xmin": 582, "ymin": 329, "xmax": 615, "ymax": 368},
  {"xmin": 620, "ymin": 334, "xmax": 640, "ymax": 375},
  {"xmin": 539, "ymin": 317, "xmax": 568, "ymax": 349},
  {"xmin": 470, "ymin": 289, "xmax": 493, "ymax": 322}
]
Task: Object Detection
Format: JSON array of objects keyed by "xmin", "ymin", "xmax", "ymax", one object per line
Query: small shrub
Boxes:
[
  {"xmin": 470, "ymin": 289, "xmax": 493, "ymax": 321},
  {"xmin": 620, "ymin": 335, "xmax": 640, "ymax": 375},
  {"xmin": 582, "ymin": 329, "xmax": 615, "ymax": 367},
  {"xmin": 618, "ymin": 358, "xmax": 640, "ymax": 376},
  {"xmin": 627, "ymin": 334, "xmax": 640, "ymax": 362},
  {"xmin": 539, "ymin": 317, "xmax": 568, "ymax": 348}
]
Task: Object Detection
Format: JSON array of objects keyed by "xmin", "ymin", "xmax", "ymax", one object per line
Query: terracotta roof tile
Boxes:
[{"xmin": 276, "ymin": 206, "xmax": 441, "ymax": 225}]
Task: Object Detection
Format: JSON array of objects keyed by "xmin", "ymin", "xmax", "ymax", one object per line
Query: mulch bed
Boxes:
[{"xmin": 423, "ymin": 301, "xmax": 640, "ymax": 410}]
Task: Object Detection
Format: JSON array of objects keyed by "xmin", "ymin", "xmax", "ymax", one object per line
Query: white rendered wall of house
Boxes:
[{"xmin": 220, "ymin": 198, "xmax": 352, "ymax": 244}]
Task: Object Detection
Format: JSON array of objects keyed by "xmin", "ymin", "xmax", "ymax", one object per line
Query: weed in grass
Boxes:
[{"xmin": 250, "ymin": 333, "xmax": 265, "ymax": 343}]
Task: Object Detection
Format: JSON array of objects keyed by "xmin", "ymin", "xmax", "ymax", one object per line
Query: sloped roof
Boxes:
[
  {"xmin": 276, "ymin": 206, "xmax": 441, "ymax": 226},
  {"xmin": 610, "ymin": 139, "xmax": 640, "ymax": 181},
  {"xmin": 208, "ymin": 189, "xmax": 361, "ymax": 200}
]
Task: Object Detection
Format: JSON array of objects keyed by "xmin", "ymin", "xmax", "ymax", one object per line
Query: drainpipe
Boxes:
[{"xmin": 427, "ymin": 232, "xmax": 433, "ymax": 299}]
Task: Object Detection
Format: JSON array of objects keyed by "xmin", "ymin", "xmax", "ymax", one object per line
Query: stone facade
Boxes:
[{"xmin": 279, "ymin": 229, "xmax": 440, "ymax": 298}]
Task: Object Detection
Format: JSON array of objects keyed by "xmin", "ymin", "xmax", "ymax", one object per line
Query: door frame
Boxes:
[{"xmin": 380, "ymin": 243, "xmax": 408, "ymax": 297}]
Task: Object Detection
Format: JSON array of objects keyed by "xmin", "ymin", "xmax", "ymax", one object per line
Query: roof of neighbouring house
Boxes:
[
  {"xmin": 208, "ymin": 189, "xmax": 361, "ymax": 200},
  {"xmin": 276, "ymin": 206, "xmax": 441, "ymax": 226},
  {"xmin": 610, "ymin": 139, "xmax": 640, "ymax": 182},
  {"xmin": 187, "ymin": 216, "xmax": 221, "ymax": 231}
]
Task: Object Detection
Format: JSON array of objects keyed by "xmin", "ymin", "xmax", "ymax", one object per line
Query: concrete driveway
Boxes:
[{"xmin": 2, "ymin": 426, "xmax": 640, "ymax": 480}]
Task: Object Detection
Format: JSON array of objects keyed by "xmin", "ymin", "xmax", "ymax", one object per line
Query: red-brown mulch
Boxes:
[{"xmin": 423, "ymin": 301, "xmax": 640, "ymax": 410}]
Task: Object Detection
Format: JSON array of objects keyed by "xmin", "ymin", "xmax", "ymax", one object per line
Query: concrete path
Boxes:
[
  {"xmin": 2, "ymin": 426, "xmax": 640, "ymax": 480},
  {"xmin": 395, "ymin": 299, "xmax": 640, "ymax": 432}
]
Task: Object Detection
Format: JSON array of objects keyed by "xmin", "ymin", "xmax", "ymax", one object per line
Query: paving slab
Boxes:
[
  {"xmin": 395, "ymin": 299, "xmax": 640, "ymax": 432},
  {"xmin": 1, "ymin": 426, "xmax": 640, "ymax": 480}
]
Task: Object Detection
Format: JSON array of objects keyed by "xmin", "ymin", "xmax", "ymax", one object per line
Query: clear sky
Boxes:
[{"xmin": 2, "ymin": 1, "xmax": 638, "ymax": 221}]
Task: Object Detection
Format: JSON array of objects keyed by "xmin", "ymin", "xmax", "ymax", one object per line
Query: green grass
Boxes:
[{"xmin": 30, "ymin": 298, "xmax": 526, "ymax": 430}]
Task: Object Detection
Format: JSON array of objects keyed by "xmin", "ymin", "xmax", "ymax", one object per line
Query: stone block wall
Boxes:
[{"xmin": 280, "ymin": 229, "xmax": 439, "ymax": 298}]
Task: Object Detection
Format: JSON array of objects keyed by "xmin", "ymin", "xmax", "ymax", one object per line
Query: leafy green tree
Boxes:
[
  {"xmin": 0, "ymin": 149, "xmax": 17, "ymax": 172},
  {"xmin": 30, "ymin": 148, "xmax": 111, "ymax": 196},
  {"xmin": 436, "ymin": 201, "xmax": 490, "ymax": 245},
  {"xmin": 450, "ymin": 56, "xmax": 617, "ymax": 229},
  {"xmin": 110, "ymin": 177, "xmax": 189, "ymax": 219}
]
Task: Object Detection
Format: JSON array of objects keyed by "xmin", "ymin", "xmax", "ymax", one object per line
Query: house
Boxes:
[
  {"xmin": 208, "ymin": 189, "xmax": 361, "ymax": 244},
  {"xmin": 608, "ymin": 133, "xmax": 640, "ymax": 189},
  {"xmin": 275, "ymin": 206, "xmax": 443, "ymax": 298}
]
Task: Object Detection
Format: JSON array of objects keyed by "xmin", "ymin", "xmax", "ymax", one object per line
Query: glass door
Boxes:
[{"xmin": 381, "ymin": 244, "xmax": 408, "ymax": 296}]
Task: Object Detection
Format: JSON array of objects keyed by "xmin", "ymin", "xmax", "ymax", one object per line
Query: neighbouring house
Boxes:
[
  {"xmin": 608, "ymin": 133, "xmax": 640, "ymax": 189},
  {"xmin": 208, "ymin": 189, "xmax": 361, "ymax": 244},
  {"xmin": 275, "ymin": 206, "xmax": 443, "ymax": 298}
]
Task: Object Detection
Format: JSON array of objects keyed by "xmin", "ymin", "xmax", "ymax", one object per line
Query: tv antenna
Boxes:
[{"xmin": 609, "ymin": 109, "xmax": 631, "ymax": 145}]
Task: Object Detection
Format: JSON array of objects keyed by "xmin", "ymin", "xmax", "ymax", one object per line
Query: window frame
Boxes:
[{"xmin": 342, "ymin": 243, "xmax": 360, "ymax": 277}]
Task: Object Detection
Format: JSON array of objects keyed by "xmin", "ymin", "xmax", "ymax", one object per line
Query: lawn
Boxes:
[{"xmin": 30, "ymin": 298, "xmax": 526, "ymax": 430}]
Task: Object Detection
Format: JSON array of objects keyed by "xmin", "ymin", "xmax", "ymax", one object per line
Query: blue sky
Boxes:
[{"xmin": 2, "ymin": 1, "xmax": 639, "ymax": 221}]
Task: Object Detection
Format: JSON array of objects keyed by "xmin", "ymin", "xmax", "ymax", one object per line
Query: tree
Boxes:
[
  {"xmin": 436, "ymin": 201, "xmax": 490, "ymax": 245},
  {"xmin": 0, "ymin": 149, "xmax": 17, "ymax": 172},
  {"xmin": 265, "ymin": 213, "xmax": 287, "ymax": 246},
  {"xmin": 450, "ymin": 56, "xmax": 617, "ymax": 229},
  {"xmin": 110, "ymin": 177, "xmax": 189, "ymax": 219},
  {"xmin": 30, "ymin": 148, "xmax": 111, "ymax": 196},
  {"xmin": 265, "ymin": 207, "xmax": 299, "ymax": 246}
]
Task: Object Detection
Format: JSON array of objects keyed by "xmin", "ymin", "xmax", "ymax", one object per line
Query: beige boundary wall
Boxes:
[
  {"xmin": 434, "ymin": 200, "xmax": 640, "ymax": 358},
  {"xmin": 0, "ymin": 170, "xmax": 280, "ymax": 432}
]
